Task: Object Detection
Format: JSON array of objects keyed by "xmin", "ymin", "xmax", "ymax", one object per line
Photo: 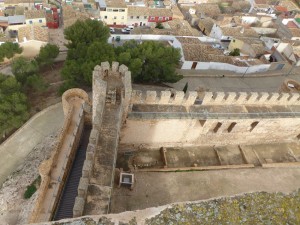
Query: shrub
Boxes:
[{"xmin": 24, "ymin": 184, "xmax": 37, "ymax": 199}]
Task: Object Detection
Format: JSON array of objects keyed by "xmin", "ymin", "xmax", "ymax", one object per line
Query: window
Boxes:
[
  {"xmin": 113, "ymin": 9, "xmax": 118, "ymax": 12},
  {"xmin": 250, "ymin": 121, "xmax": 259, "ymax": 132},
  {"xmin": 131, "ymin": 16, "xmax": 133, "ymax": 19},
  {"xmin": 114, "ymin": 16, "xmax": 117, "ymax": 19},
  {"xmin": 213, "ymin": 122, "xmax": 222, "ymax": 133},
  {"xmin": 150, "ymin": 17, "xmax": 155, "ymax": 20},
  {"xmin": 119, "ymin": 9, "xmax": 125, "ymax": 12},
  {"xmin": 29, "ymin": 20, "xmax": 33, "ymax": 24},
  {"xmin": 137, "ymin": 16, "xmax": 140, "ymax": 19},
  {"xmin": 39, "ymin": 19, "xmax": 42, "ymax": 23},
  {"xmin": 107, "ymin": 9, "xmax": 112, "ymax": 12},
  {"xmin": 104, "ymin": 16, "xmax": 107, "ymax": 19},
  {"xmin": 144, "ymin": 16, "xmax": 147, "ymax": 19},
  {"xmin": 227, "ymin": 122, "xmax": 237, "ymax": 133},
  {"xmin": 121, "ymin": 16, "xmax": 124, "ymax": 19},
  {"xmin": 158, "ymin": 17, "xmax": 163, "ymax": 21},
  {"xmin": 165, "ymin": 17, "xmax": 169, "ymax": 20}
]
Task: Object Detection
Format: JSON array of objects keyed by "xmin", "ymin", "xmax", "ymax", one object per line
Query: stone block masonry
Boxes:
[
  {"xmin": 131, "ymin": 90, "xmax": 198, "ymax": 106},
  {"xmin": 202, "ymin": 92, "xmax": 300, "ymax": 106}
]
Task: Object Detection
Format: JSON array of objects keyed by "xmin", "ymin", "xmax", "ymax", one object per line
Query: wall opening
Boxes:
[
  {"xmin": 227, "ymin": 122, "xmax": 237, "ymax": 133},
  {"xmin": 250, "ymin": 121, "xmax": 259, "ymax": 132},
  {"xmin": 191, "ymin": 62, "xmax": 197, "ymax": 69},
  {"xmin": 213, "ymin": 122, "xmax": 222, "ymax": 133},
  {"xmin": 199, "ymin": 120, "xmax": 206, "ymax": 126}
]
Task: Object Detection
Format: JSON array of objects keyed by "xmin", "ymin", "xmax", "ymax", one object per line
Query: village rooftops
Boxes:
[
  {"xmin": 24, "ymin": 10, "xmax": 45, "ymax": 19},
  {"xmin": 221, "ymin": 27, "xmax": 259, "ymax": 38},
  {"xmin": 289, "ymin": 28, "xmax": 300, "ymax": 38},
  {"xmin": 193, "ymin": 3, "xmax": 221, "ymax": 17},
  {"xmin": 254, "ymin": 0, "xmax": 267, "ymax": 4},
  {"xmin": 148, "ymin": 8, "xmax": 172, "ymax": 17},
  {"xmin": 274, "ymin": 5, "xmax": 288, "ymax": 12},
  {"xmin": 278, "ymin": 0, "xmax": 299, "ymax": 11},
  {"xmin": 0, "ymin": 15, "xmax": 25, "ymax": 24},
  {"xmin": 105, "ymin": 0, "xmax": 127, "ymax": 8},
  {"xmin": 128, "ymin": 6, "xmax": 150, "ymax": 17}
]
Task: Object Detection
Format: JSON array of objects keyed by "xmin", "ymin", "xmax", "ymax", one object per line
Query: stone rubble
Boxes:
[{"xmin": 0, "ymin": 133, "xmax": 58, "ymax": 225}]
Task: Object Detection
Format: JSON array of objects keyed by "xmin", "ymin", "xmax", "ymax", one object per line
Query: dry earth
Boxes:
[{"xmin": 0, "ymin": 133, "xmax": 58, "ymax": 225}]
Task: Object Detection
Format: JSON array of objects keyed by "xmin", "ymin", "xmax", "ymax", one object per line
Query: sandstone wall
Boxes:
[
  {"xmin": 29, "ymin": 105, "xmax": 75, "ymax": 223},
  {"xmin": 120, "ymin": 117, "xmax": 300, "ymax": 148},
  {"xmin": 201, "ymin": 92, "xmax": 300, "ymax": 105},
  {"xmin": 62, "ymin": 88, "xmax": 91, "ymax": 116},
  {"xmin": 131, "ymin": 90, "xmax": 198, "ymax": 106},
  {"xmin": 29, "ymin": 89, "xmax": 89, "ymax": 223}
]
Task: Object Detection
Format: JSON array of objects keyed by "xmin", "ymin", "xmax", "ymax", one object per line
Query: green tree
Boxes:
[
  {"xmin": 0, "ymin": 42, "xmax": 22, "ymax": 62},
  {"xmin": 155, "ymin": 22, "xmax": 164, "ymax": 29},
  {"xmin": 61, "ymin": 19, "xmax": 110, "ymax": 89},
  {"xmin": 64, "ymin": 19, "xmax": 110, "ymax": 51},
  {"xmin": 35, "ymin": 43, "xmax": 59, "ymax": 67},
  {"xmin": 11, "ymin": 57, "xmax": 46, "ymax": 91},
  {"xmin": 12, "ymin": 57, "xmax": 39, "ymax": 85},
  {"xmin": 0, "ymin": 74, "xmax": 29, "ymax": 138},
  {"xmin": 118, "ymin": 40, "xmax": 182, "ymax": 83},
  {"xmin": 229, "ymin": 48, "xmax": 240, "ymax": 56}
]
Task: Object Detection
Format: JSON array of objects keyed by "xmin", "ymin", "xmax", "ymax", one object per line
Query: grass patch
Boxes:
[{"xmin": 23, "ymin": 176, "xmax": 41, "ymax": 199}]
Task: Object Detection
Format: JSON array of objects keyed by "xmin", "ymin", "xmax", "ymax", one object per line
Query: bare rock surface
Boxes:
[{"xmin": 0, "ymin": 133, "xmax": 58, "ymax": 225}]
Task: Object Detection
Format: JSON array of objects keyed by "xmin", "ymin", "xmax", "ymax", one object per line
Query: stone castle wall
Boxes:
[
  {"xmin": 131, "ymin": 90, "xmax": 198, "ymax": 106},
  {"xmin": 120, "ymin": 117, "xmax": 300, "ymax": 148},
  {"xmin": 202, "ymin": 92, "xmax": 300, "ymax": 105},
  {"xmin": 73, "ymin": 62, "xmax": 131, "ymax": 217},
  {"xmin": 29, "ymin": 89, "xmax": 88, "ymax": 223}
]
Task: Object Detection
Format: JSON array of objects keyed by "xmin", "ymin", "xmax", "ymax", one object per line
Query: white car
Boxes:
[
  {"xmin": 109, "ymin": 27, "xmax": 115, "ymax": 33},
  {"xmin": 121, "ymin": 28, "xmax": 130, "ymax": 34},
  {"xmin": 127, "ymin": 25, "xmax": 134, "ymax": 30}
]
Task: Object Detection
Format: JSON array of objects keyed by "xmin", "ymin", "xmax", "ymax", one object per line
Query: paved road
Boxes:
[
  {"xmin": 0, "ymin": 103, "xmax": 64, "ymax": 186},
  {"xmin": 169, "ymin": 72, "xmax": 300, "ymax": 93}
]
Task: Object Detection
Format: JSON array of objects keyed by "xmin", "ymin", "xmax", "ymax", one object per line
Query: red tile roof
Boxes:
[
  {"xmin": 275, "ymin": 6, "xmax": 288, "ymax": 12},
  {"xmin": 287, "ymin": 21, "xmax": 298, "ymax": 28}
]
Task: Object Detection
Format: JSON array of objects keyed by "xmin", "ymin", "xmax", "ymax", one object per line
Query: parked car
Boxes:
[
  {"xmin": 110, "ymin": 27, "xmax": 115, "ymax": 33},
  {"xmin": 121, "ymin": 28, "xmax": 130, "ymax": 34},
  {"xmin": 126, "ymin": 25, "xmax": 134, "ymax": 30}
]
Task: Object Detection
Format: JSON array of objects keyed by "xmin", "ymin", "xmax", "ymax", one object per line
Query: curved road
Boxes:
[{"xmin": 0, "ymin": 103, "xmax": 64, "ymax": 186}]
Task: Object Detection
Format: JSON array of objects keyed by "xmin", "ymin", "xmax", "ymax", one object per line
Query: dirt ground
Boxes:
[{"xmin": 27, "ymin": 62, "xmax": 64, "ymax": 115}]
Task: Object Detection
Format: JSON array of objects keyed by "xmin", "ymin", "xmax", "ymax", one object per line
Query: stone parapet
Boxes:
[
  {"xmin": 131, "ymin": 90, "xmax": 198, "ymax": 106},
  {"xmin": 202, "ymin": 92, "xmax": 300, "ymax": 106}
]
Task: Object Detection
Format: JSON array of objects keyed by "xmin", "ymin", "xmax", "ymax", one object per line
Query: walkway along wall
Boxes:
[
  {"xmin": 29, "ymin": 89, "xmax": 90, "ymax": 223},
  {"xmin": 73, "ymin": 62, "xmax": 131, "ymax": 217}
]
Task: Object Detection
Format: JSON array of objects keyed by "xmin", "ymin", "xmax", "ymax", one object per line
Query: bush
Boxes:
[
  {"xmin": 155, "ymin": 22, "xmax": 164, "ymax": 29},
  {"xmin": 24, "ymin": 184, "xmax": 37, "ymax": 199}
]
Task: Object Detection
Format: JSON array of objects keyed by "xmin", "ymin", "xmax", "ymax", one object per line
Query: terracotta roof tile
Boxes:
[{"xmin": 25, "ymin": 10, "xmax": 45, "ymax": 19}]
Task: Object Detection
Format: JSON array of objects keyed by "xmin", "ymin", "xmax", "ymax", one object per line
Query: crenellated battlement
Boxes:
[
  {"xmin": 131, "ymin": 90, "xmax": 198, "ymax": 106},
  {"xmin": 202, "ymin": 92, "xmax": 300, "ymax": 106}
]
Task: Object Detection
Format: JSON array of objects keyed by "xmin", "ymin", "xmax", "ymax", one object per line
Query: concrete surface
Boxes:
[
  {"xmin": 110, "ymin": 167, "xmax": 300, "ymax": 213},
  {"xmin": 168, "ymin": 74, "xmax": 300, "ymax": 93},
  {"xmin": 0, "ymin": 103, "xmax": 64, "ymax": 186}
]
